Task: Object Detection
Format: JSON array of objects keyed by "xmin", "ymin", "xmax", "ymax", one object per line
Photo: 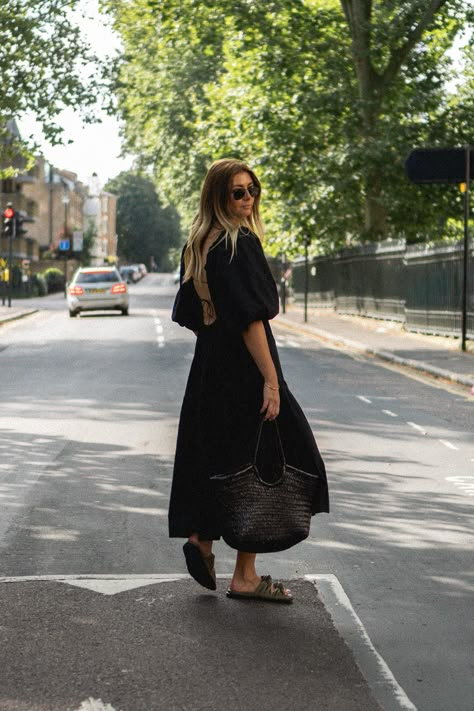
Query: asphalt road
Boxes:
[{"xmin": 0, "ymin": 274, "xmax": 472, "ymax": 711}]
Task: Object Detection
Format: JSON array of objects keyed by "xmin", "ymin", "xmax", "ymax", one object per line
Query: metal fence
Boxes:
[{"xmin": 291, "ymin": 240, "xmax": 474, "ymax": 339}]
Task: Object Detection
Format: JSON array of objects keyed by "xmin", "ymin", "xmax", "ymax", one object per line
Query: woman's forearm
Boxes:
[{"xmin": 242, "ymin": 321, "xmax": 278, "ymax": 386}]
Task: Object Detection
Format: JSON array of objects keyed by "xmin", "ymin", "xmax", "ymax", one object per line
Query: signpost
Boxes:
[
  {"xmin": 73, "ymin": 231, "xmax": 83, "ymax": 252},
  {"xmin": 2, "ymin": 204, "xmax": 16, "ymax": 307},
  {"xmin": 304, "ymin": 236, "xmax": 310, "ymax": 323},
  {"xmin": 405, "ymin": 145, "xmax": 472, "ymax": 351}
]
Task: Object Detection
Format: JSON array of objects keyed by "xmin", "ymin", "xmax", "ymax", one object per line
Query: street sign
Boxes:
[
  {"xmin": 73, "ymin": 231, "xmax": 83, "ymax": 251},
  {"xmin": 59, "ymin": 239, "xmax": 70, "ymax": 251},
  {"xmin": 405, "ymin": 147, "xmax": 473, "ymax": 184}
]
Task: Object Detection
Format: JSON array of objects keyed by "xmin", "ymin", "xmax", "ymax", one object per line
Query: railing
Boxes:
[{"xmin": 291, "ymin": 240, "xmax": 473, "ymax": 339}]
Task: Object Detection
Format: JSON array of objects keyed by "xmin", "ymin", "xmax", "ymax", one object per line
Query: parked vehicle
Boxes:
[
  {"xmin": 130, "ymin": 264, "xmax": 145, "ymax": 280},
  {"xmin": 119, "ymin": 265, "xmax": 141, "ymax": 284},
  {"xmin": 67, "ymin": 266, "xmax": 129, "ymax": 317},
  {"xmin": 138, "ymin": 263, "xmax": 148, "ymax": 277}
]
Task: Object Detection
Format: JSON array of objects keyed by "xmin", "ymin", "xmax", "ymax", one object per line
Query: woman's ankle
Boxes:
[{"xmin": 188, "ymin": 534, "xmax": 212, "ymax": 557}]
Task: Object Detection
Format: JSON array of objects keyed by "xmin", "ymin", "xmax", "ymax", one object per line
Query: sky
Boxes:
[{"xmin": 17, "ymin": 0, "xmax": 132, "ymax": 190}]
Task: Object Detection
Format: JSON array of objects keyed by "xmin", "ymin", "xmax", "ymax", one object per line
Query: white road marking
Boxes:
[
  {"xmin": 0, "ymin": 574, "xmax": 186, "ymax": 593},
  {"xmin": 306, "ymin": 574, "xmax": 417, "ymax": 711},
  {"xmin": 445, "ymin": 476, "xmax": 474, "ymax": 496},
  {"xmin": 407, "ymin": 421, "xmax": 427, "ymax": 435},
  {"xmin": 153, "ymin": 314, "xmax": 165, "ymax": 348},
  {"xmin": 439, "ymin": 439, "xmax": 458, "ymax": 450},
  {"xmin": 286, "ymin": 339, "xmax": 301, "ymax": 348},
  {"xmin": 61, "ymin": 577, "xmax": 181, "ymax": 595},
  {"xmin": 357, "ymin": 395, "xmax": 372, "ymax": 404},
  {"xmin": 74, "ymin": 699, "xmax": 119, "ymax": 711},
  {"xmin": 382, "ymin": 409, "xmax": 398, "ymax": 417}
]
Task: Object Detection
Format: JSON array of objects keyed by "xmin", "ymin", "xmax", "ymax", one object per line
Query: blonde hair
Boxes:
[{"xmin": 183, "ymin": 158, "xmax": 264, "ymax": 282}]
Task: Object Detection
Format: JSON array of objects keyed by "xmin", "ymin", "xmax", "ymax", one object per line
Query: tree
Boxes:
[
  {"xmin": 106, "ymin": 0, "xmax": 473, "ymax": 253},
  {"xmin": 105, "ymin": 172, "xmax": 182, "ymax": 270},
  {"xmin": 339, "ymin": 0, "xmax": 470, "ymax": 238},
  {"xmin": 0, "ymin": 0, "xmax": 103, "ymax": 175}
]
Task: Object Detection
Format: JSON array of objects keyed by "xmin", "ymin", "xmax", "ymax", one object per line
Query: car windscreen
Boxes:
[{"xmin": 75, "ymin": 271, "xmax": 120, "ymax": 284}]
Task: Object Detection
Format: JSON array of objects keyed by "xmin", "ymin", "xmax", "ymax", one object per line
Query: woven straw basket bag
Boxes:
[{"xmin": 210, "ymin": 419, "xmax": 320, "ymax": 553}]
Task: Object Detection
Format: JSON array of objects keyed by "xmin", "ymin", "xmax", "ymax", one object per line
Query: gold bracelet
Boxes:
[{"xmin": 264, "ymin": 382, "xmax": 280, "ymax": 391}]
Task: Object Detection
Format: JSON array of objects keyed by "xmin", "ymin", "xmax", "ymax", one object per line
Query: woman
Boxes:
[{"xmin": 169, "ymin": 158, "xmax": 329, "ymax": 603}]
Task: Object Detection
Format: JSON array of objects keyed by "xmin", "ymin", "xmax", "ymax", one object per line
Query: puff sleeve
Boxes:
[
  {"xmin": 206, "ymin": 231, "xmax": 279, "ymax": 332},
  {"xmin": 171, "ymin": 245, "xmax": 203, "ymax": 331}
]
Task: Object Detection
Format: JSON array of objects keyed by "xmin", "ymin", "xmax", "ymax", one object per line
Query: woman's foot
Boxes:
[
  {"xmin": 227, "ymin": 575, "xmax": 293, "ymax": 604},
  {"xmin": 188, "ymin": 534, "xmax": 212, "ymax": 558},
  {"xmin": 183, "ymin": 536, "xmax": 216, "ymax": 590},
  {"xmin": 228, "ymin": 572, "xmax": 261, "ymax": 594},
  {"xmin": 229, "ymin": 550, "xmax": 292, "ymax": 601}
]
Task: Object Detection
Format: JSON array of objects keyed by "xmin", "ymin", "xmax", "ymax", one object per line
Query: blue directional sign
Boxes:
[{"xmin": 59, "ymin": 239, "xmax": 70, "ymax": 251}]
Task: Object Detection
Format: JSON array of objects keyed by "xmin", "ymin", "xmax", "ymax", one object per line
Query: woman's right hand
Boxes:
[{"xmin": 260, "ymin": 383, "xmax": 280, "ymax": 421}]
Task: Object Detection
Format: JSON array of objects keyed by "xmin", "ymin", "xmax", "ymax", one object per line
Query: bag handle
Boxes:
[{"xmin": 253, "ymin": 418, "xmax": 286, "ymax": 467}]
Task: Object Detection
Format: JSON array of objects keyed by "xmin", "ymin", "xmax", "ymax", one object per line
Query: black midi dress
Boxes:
[{"xmin": 169, "ymin": 228, "xmax": 329, "ymax": 541}]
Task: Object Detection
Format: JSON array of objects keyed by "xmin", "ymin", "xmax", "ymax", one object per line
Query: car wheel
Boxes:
[
  {"xmin": 69, "ymin": 310, "xmax": 78, "ymax": 318},
  {"xmin": 121, "ymin": 308, "xmax": 129, "ymax": 316}
]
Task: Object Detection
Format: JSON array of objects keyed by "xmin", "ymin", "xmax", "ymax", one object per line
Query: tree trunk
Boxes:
[
  {"xmin": 364, "ymin": 168, "xmax": 386, "ymax": 238},
  {"xmin": 340, "ymin": 0, "xmax": 448, "ymax": 239}
]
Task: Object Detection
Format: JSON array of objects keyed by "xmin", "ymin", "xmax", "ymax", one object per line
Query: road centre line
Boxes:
[
  {"xmin": 357, "ymin": 395, "xmax": 372, "ymax": 404},
  {"xmin": 382, "ymin": 409, "xmax": 398, "ymax": 417},
  {"xmin": 406, "ymin": 421, "xmax": 427, "ymax": 435},
  {"xmin": 74, "ymin": 699, "xmax": 117, "ymax": 711},
  {"xmin": 439, "ymin": 439, "xmax": 459, "ymax": 450}
]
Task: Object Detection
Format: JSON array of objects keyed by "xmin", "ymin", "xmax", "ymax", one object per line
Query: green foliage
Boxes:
[
  {"xmin": 0, "ymin": 0, "xmax": 104, "ymax": 175},
  {"xmin": 33, "ymin": 273, "xmax": 48, "ymax": 296},
  {"xmin": 105, "ymin": 0, "xmax": 473, "ymax": 254},
  {"xmin": 104, "ymin": 171, "xmax": 182, "ymax": 270},
  {"xmin": 41, "ymin": 267, "xmax": 65, "ymax": 293}
]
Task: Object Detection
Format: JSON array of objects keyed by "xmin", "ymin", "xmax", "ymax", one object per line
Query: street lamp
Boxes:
[
  {"xmin": 62, "ymin": 186, "xmax": 70, "ymax": 286},
  {"xmin": 304, "ymin": 235, "xmax": 311, "ymax": 323}
]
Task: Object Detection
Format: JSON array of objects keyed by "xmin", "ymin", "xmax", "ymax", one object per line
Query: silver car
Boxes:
[{"xmin": 67, "ymin": 266, "xmax": 129, "ymax": 317}]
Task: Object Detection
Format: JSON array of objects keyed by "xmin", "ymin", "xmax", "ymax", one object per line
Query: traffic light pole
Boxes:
[{"xmin": 7, "ymin": 213, "xmax": 16, "ymax": 308}]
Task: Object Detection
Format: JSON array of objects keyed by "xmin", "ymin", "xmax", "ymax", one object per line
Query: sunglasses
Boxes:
[{"xmin": 230, "ymin": 185, "xmax": 260, "ymax": 200}]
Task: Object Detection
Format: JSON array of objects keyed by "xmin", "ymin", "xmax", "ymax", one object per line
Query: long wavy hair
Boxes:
[{"xmin": 183, "ymin": 158, "xmax": 264, "ymax": 283}]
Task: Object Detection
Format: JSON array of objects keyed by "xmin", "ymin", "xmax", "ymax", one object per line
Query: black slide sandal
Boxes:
[{"xmin": 183, "ymin": 541, "xmax": 217, "ymax": 590}]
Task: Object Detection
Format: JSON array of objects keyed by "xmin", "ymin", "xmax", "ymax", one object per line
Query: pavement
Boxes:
[
  {"xmin": 276, "ymin": 305, "xmax": 474, "ymax": 390},
  {"xmin": 0, "ymin": 304, "xmax": 38, "ymax": 324}
]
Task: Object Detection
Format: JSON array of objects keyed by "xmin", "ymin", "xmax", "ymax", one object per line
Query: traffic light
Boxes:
[
  {"xmin": 15, "ymin": 210, "xmax": 27, "ymax": 237},
  {"xmin": 3, "ymin": 204, "xmax": 15, "ymax": 238}
]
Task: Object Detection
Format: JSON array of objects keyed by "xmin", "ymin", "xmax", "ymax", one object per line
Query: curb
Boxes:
[
  {"xmin": 276, "ymin": 316, "xmax": 474, "ymax": 389},
  {"xmin": 0, "ymin": 309, "xmax": 38, "ymax": 325}
]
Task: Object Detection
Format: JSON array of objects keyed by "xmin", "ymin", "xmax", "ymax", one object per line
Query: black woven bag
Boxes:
[{"xmin": 209, "ymin": 419, "xmax": 320, "ymax": 553}]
